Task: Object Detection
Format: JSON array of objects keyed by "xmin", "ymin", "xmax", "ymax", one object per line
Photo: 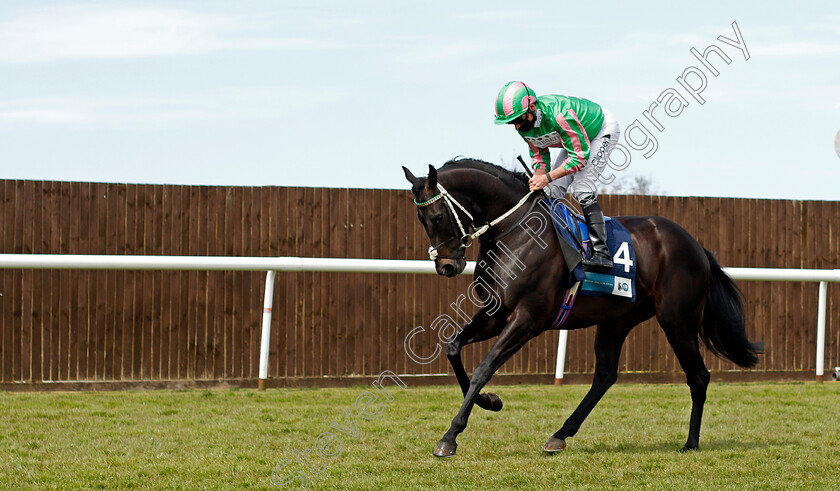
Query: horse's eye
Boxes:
[{"xmin": 432, "ymin": 214, "xmax": 444, "ymax": 224}]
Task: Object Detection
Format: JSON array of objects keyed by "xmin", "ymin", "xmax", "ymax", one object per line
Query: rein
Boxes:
[{"xmin": 414, "ymin": 183, "xmax": 536, "ymax": 260}]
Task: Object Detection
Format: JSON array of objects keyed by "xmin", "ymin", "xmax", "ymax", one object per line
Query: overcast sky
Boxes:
[{"xmin": 1, "ymin": 1, "xmax": 838, "ymax": 200}]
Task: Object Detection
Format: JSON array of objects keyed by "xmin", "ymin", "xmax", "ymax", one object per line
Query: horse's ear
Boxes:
[
  {"xmin": 402, "ymin": 166, "xmax": 419, "ymax": 185},
  {"xmin": 427, "ymin": 165, "xmax": 438, "ymax": 188}
]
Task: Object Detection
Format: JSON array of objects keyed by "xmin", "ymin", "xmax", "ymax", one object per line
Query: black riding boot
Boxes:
[{"xmin": 582, "ymin": 201, "xmax": 613, "ymax": 271}]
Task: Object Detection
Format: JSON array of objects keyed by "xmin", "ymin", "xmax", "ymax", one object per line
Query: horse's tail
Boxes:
[{"xmin": 700, "ymin": 249, "xmax": 763, "ymax": 368}]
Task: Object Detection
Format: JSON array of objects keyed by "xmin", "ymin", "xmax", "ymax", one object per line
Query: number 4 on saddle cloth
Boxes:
[{"xmin": 545, "ymin": 198, "xmax": 637, "ymax": 302}]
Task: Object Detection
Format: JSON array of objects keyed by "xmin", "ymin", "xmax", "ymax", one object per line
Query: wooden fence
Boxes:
[{"xmin": 0, "ymin": 180, "xmax": 838, "ymax": 388}]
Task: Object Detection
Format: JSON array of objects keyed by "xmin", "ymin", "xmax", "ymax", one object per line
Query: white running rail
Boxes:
[{"xmin": 0, "ymin": 254, "xmax": 836, "ymax": 387}]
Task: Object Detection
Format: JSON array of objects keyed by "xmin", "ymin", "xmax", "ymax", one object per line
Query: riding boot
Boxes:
[{"xmin": 581, "ymin": 201, "xmax": 613, "ymax": 271}]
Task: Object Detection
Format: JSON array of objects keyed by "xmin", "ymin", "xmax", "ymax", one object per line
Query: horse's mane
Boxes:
[
  {"xmin": 409, "ymin": 157, "xmax": 529, "ymax": 196},
  {"xmin": 440, "ymin": 157, "xmax": 530, "ymax": 188}
]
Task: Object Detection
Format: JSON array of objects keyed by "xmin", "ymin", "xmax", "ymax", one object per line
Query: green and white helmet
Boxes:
[{"xmin": 494, "ymin": 81, "xmax": 537, "ymax": 125}]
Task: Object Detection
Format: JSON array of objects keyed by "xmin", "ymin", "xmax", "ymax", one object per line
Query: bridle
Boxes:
[{"xmin": 414, "ymin": 183, "xmax": 536, "ymax": 260}]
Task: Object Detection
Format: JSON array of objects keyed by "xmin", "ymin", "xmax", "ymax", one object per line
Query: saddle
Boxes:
[{"xmin": 544, "ymin": 198, "xmax": 637, "ymax": 301}]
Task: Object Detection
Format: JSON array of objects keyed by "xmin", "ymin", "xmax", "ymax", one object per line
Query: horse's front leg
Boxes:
[
  {"xmin": 446, "ymin": 311, "xmax": 506, "ymax": 412},
  {"xmin": 435, "ymin": 310, "xmax": 539, "ymax": 458}
]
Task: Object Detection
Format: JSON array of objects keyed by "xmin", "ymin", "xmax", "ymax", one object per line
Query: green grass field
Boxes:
[{"xmin": 1, "ymin": 381, "xmax": 838, "ymax": 489}]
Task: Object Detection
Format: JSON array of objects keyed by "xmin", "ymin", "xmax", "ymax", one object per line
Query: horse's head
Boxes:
[{"xmin": 403, "ymin": 164, "xmax": 469, "ymax": 277}]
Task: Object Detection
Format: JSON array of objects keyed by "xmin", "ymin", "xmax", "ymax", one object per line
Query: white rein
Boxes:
[{"xmin": 415, "ymin": 184, "xmax": 536, "ymax": 260}]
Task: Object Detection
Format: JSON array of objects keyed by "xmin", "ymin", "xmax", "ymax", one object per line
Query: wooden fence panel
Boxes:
[
  {"xmin": 1, "ymin": 182, "xmax": 12, "ymax": 381},
  {"xmin": 0, "ymin": 179, "xmax": 838, "ymax": 387}
]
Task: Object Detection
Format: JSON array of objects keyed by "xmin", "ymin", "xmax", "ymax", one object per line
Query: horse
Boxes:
[{"xmin": 402, "ymin": 158, "xmax": 761, "ymax": 458}]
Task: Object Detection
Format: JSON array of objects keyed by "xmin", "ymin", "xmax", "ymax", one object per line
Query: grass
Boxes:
[{"xmin": 1, "ymin": 381, "xmax": 839, "ymax": 489}]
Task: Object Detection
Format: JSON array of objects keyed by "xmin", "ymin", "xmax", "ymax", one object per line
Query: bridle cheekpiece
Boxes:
[{"xmin": 414, "ymin": 182, "xmax": 536, "ymax": 261}]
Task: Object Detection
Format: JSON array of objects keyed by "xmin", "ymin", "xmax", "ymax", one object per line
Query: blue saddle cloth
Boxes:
[{"xmin": 545, "ymin": 199, "xmax": 637, "ymax": 301}]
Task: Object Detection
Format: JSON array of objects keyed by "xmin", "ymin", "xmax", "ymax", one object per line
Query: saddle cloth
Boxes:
[{"xmin": 544, "ymin": 199, "xmax": 637, "ymax": 301}]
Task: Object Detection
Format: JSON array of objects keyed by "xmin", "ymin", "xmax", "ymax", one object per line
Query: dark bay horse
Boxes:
[{"xmin": 402, "ymin": 158, "xmax": 761, "ymax": 458}]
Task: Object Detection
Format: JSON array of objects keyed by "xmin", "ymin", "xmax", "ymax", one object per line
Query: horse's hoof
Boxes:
[
  {"xmin": 679, "ymin": 444, "xmax": 698, "ymax": 453},
  {"xmin": 477, "ymin": 392, "xmax": 503, "ymax": 412},
  {"xmin": 543, "ymin": 436, "xmax": 567, "ymax": 453},
  {"xmin": 433, "ymin": 441, "xmax": 457, "ymax": 458}
]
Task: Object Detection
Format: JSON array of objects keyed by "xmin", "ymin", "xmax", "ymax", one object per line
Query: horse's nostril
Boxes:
[{"xmin": 442, "ymin": 264, "xmax": 454, "ymax": 275}]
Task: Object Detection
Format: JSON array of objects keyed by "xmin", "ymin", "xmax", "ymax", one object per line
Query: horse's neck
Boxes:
[
  {"xmin": 440, "ymin": 170, "xmax": 568, "ymax": 293},
  {"xmin": 440, "ymin": 171, "xmax": 525, "ymax": 223}
]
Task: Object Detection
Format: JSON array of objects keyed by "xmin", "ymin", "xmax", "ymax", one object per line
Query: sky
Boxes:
[{"xmin": 1, "ymin": 1, "xmax": 838, "ymax": 200}]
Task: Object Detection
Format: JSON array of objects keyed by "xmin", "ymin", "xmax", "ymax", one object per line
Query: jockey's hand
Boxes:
[{"xmin": 529, "ymin": 173, "xmax": 549, "ymax": 191}]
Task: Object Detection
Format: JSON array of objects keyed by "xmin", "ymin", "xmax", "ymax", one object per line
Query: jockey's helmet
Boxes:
[{"xmin": 494, "ymin": 81, "xmax": 537, "ymax": 125}]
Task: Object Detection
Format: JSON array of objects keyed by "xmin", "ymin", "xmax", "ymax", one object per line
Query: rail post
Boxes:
[
  {"xmin": 258, "ymin": 271, "xmax": 277, "ymax": 390},
  {"xmin": 816, "ymin": 281, "xmax": 827, "ymax": 382},
  {"xmin": 554, "ymin": 330, "xmax": 568, "ymax": 385}
]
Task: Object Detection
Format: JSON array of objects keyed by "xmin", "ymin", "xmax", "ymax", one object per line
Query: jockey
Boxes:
[{"xmin": 494, "ymin": 81, "xmax": 621, "ymax": 271}]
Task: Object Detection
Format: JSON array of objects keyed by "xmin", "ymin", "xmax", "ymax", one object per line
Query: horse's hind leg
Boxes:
[
  {"xmin": 546, "ymin": 305, "xmax": 651, "ymax": 452},
  {"xmin": 654, "ymin": 239, "xmax": 713, "ymax": 451},
  {"xmin": 660, "ymin": 321, "xmax": 710, "ymax": 451}
]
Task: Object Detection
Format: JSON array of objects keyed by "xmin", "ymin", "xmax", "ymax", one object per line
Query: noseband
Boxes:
[{"xmin": 414, "ymin": 183, "xmax": 536, "ymax": 261}]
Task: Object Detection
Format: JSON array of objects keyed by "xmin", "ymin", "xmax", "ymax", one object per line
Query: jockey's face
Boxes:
[{"xmin": 512, "ymin": 103, "xmax": 537, "ymax": 132}]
